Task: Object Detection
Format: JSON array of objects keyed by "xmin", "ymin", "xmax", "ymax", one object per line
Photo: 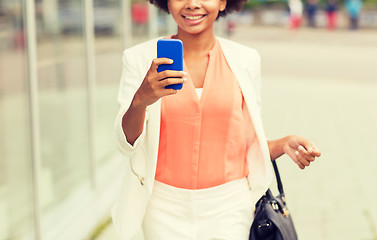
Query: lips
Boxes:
[{"xmin": 182, "ymin": 14, "xmax": 207, "ymax": 25}]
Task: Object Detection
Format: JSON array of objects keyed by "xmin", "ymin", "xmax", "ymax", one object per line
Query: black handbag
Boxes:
[{"xmin": 249, "ymin": 161, "xmax": 298, "ymax": 240}]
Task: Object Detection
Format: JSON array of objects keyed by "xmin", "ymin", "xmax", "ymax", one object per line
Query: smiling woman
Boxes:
[
  {"xmin": 148, "ymin": 0, "xmax": 247, "ymax": 17},
  {"xmin": 167, "ymin": 0, "xmax": 226, "ymax": 37},
  {"xmin": 112, "ymin": 0, "xmax": 321, "ymax": 239}
]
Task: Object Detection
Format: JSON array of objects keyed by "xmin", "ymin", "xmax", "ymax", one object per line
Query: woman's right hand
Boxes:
[
  {"xmin": 122, "ymin": 58, "xmax": 186, "ymax": 145},
  {"xmin": 133, "ymin": 58, "xmax": 187, "ymax": 108}
]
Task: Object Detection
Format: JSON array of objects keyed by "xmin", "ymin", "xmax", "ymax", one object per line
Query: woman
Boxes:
[{"xmin": 112, "ymin": 0, "xmax": 321, "ymax": 238}]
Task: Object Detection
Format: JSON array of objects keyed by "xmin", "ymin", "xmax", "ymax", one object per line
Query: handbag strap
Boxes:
[{"xmin": 272, "ymin": 161, "xmax": 285, "ymax": 197}]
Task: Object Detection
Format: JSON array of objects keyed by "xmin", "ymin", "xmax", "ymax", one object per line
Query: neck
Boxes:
[{"xmin": 174, "ymin": 28, "xmax": 216, "ymax": 57}]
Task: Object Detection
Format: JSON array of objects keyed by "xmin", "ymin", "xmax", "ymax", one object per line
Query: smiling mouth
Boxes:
[{"xmin": 183, "ymin": 15, "xmax": 206, "ymax": 20}]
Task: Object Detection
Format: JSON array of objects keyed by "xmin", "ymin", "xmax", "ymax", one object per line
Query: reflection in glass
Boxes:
[
  {"xmin": 35, "ymin": 0, "xmax": 91, "ymax": 227},
  {"xmin": 0, "ymin": 0, "xmax": 35, "ymax": 239},
  {"xmin": 131, "ymin": 0, "xmax": 150, "ymax": 44},
  {"xmin": 93, "ymin": 0, "xmax": 122, "ymax": 165}
]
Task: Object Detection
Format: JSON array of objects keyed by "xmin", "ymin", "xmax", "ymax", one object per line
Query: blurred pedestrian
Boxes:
[
  {"xmin": 226, "ymin": 15, "xmax": 236, "ymax": 37},
  {"xmin": 305, "ymin": 0, "xmax": 319, "ymax": 27},
  {"xmin": 289, "ymin": 0, "xmax": 304, "ymax": 29},
  {"xmin": 112, "ymin": 0, "xmax": 321, "ymax": 239},
  {"xmin": 326, "ymin": 0, "xmax": 339, "ymax": 30},
  {"xmin": 226, "ymin": 18, "xmax": 236, "ymax": 37},
  {"xmin": 131, "ymin": 2, "xmax": 149, "ymax": 35},
  {"xmin": 345, "ymin": 0, "xmax": 363, "ymax": 30}
]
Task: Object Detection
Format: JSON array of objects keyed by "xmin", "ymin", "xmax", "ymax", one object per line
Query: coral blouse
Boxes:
[{"xmin": 155, "ymin": 39, "xmax": 251, "ymax": 189}]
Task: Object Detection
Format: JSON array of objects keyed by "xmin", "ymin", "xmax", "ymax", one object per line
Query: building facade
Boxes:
[{"xmin": 0, "ymin": 0, "xmax": 178, "ymax": 239}]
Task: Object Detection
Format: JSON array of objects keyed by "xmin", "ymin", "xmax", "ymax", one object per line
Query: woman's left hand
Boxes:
[{"xmin": 283, "ymin": 135, "xmax": 321, "ymax": 169}]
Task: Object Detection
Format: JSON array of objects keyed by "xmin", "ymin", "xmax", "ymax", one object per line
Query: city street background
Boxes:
[
  {"xmin": 1, "ymin": 1, "xmax": 377, "ymax": 239},
  {"xmin": 97, "ymin": 26, "xmax": 377, "ymax": 240}
]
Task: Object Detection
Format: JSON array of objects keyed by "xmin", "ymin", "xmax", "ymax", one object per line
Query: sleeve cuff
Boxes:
[{"xmin": 114, "ymin": 107, "xmax": 148, "ymax": 156}]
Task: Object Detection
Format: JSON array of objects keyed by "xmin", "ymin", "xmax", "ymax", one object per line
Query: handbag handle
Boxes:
[{"xmin": 272, "ymin": 161, "xmax": 285, "ymax": 198}]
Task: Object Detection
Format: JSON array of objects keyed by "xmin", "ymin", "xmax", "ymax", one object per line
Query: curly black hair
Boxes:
[{"xmin": 148, "ymin": 0, "xmax": 247, "ymax": 18}]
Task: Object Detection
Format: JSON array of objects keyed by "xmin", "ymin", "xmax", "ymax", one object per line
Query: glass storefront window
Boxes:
[
  {"xmin": 0, "ymin": 1, "xmax": 35, "ymax": 239},
  {"xmin": 35, "ymin": 0, "xmax": 91, "ymax": 230},
  {"xmin": 93, "ymin": 0, "xmax": 123, "ymax": 166},
  {"xmin": 1, "ymin": 0, "xmax": 153, "ymax": 238}
]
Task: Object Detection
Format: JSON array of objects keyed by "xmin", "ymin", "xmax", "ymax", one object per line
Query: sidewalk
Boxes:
[{"xmin": 96, "ymin": 26, "xmax": 377, "ymax": 240}]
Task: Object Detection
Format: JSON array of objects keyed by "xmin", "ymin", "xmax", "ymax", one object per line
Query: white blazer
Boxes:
[{"xmin": 112, "ymin": 37, "xmax": 273, "ymax": 240}]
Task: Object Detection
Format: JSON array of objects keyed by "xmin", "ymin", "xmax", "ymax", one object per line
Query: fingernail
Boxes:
[
  {"xmin": 182, "ymin": 77, "xmax": 187, "ymax": 82},
  {"xmin": 295, "ymin": 151, "xmax": 299, "ymax": 156},
  {"xmin": 298, "ymin": 145, "xmax": 304, "ymax": 151},
  {"xmin": 182, "ymin": 71, "xmax": 187, "ymax": 76},
  {"xmin": 169, "ymin": 59, "xmax": 174, "ymax": 63},
  {"xmin": 308, "ymin": 147, "xmax": 313, "ymax": 153}
]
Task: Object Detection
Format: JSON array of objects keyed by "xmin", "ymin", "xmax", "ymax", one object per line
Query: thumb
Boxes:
[{"xmin": 299, "ymin": 139, "xmax": 321, "ymax": 157}]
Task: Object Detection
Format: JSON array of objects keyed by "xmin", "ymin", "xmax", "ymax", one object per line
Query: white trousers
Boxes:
[{"xmin": 142, "ymin": 178, "xmax": 254, "ymax": 240}]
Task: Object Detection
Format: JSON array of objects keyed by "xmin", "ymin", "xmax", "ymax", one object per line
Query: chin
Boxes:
[{"xmin": 179, "ymin": 26, "xmax": 212, "ymax": 36}]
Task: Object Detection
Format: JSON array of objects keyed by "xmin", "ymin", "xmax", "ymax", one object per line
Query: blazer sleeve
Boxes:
[{"xmin": 113, "ymin": 49, "xmax": 148, "ymax": 157}]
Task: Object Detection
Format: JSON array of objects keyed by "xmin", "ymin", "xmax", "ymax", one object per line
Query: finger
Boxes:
[
  {"xmin": 313, "ymin": 151, "xmax": 321, "ymax": 157},
  {"xmin": 298, "ymin": 139, "xmax": 314, "ymax": 153},
  {"xmin": 296, "ymin": 152, "xmax": 310, "ymax": 166},
  {"xmin": 298, "ymin": 145, "xmax": 315, "ymax": 161},
  {"xmin": 286, "ymin": 148, "xmax": 305, "ymax": 169},
  {"xmin": 299, "ymin": 139, "xmax": 321, "ymax": 157},
  {"xmin": 161, "ymin": 88, "xmax": 178, "ymax": 97},
  {"xmin": 298, "ymin": 145, "xmax": 306, "ymax": 153},
  {"xmin": 159, "ymin": 77, "xmax": 186, "ymax": 88},
  {"xmin": 150, "ymin": 58, "xmax": 174, "ymax": 71},
  {"xmin": 158, "ymin": 70, "xmax": 187, "ymax": 81},
  {"xmin": 311, "ymin": 145, "xmax": 321, "ymax": 157},
  {"xmin": 306, "ymin": 144, "xmax": 321, "ymax": 157},
  {"xmin": 306, "ymin": 154, "xmax": 316, "ymax": 162},
  {"xmin": 149, "ymin": 86, "xmax": 178, "ymax": 100}
]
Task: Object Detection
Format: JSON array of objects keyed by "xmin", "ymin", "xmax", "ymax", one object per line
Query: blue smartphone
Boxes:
[{"xmin": 157, "ymin": 39, "xmax": 183, "ymax": 90}]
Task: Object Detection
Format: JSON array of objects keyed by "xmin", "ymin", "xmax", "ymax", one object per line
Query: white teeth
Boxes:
[{"xmin": 185, "ymin": 15, "xmax": 203, "ymax": 20}]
